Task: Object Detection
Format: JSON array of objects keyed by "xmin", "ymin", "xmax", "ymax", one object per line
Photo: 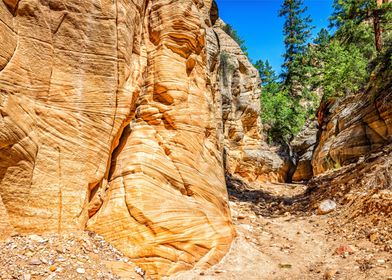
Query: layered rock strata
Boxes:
[
  {"xmin": 291, "ymin": 120, "xmax": 318, "ymax": 182},
  {"xmin": 312, "ymin": 65, "xmax": 392, "ymax": 175},
  {"xmin": 0, "ymin": 0, "xmax": 235, "ymax": 277},
  {"xmin": 0, "ymin": 0, "xmax": 290, "ymax": 276},
  {"xmin": 209, "ymin": 18, "xmax": 288, "ymax": 183}
]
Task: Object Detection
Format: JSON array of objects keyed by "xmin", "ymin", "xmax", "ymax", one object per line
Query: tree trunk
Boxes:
[{"xmin": 373, "ymin": 0, "xmax": 384, "ymax": 52}]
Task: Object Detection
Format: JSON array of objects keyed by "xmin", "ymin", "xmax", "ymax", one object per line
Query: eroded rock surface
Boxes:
[
  {"xmin": 210, "ymin": 19, "xmax": 288, "ymax": 183},
  {"xmin": 0, "ymin": 0, "xmax": 235, "ymax": 278},
  {"xmin": 291, "ymin": 120, "xmax": 318, "ymax": 182},
  {"xmin": 312, "ymin": 66, "xmax": 392, "ymax": 175}
]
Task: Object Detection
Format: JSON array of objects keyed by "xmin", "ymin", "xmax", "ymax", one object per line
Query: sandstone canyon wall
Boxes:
[
  {"xmin": 291, "ymin": 120, "xmax": 317, "ymax": 182},
  {"xmin": 306, "ymin": 63, "xmax": 392, "ymax": 237},
  {"xmin": 208, "ymin": 18, "xmax": 288, "ymax": 183},
  {"xmin": 0, "ymin": 0, "xmax": 289, "ymax": 276},
  {"xmin": 0, "ymin": 0, "xmax": 242, "ymax": 277},
  {"xmin": 288, "ymin": 57, "xmax": 392, "ymax": 182},
  {"xmin": 312, "ymin": 64, "xmax": 392, "ymax": 175}
]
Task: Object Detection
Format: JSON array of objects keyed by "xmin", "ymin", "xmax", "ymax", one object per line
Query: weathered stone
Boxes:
[
  {"xmin": 317, "ymin": 199, "xmax": 337, "ymax": 215},
  {"xmin": 334, "ymin": 245, "xmax": 354, "ymax": 256},
  {"xmin": 312, "ymin": 67, "xmax": 392, "ymax": 175},
  {"xmin": 291, "ymin": 120, "xmax": 318, "ymax": 182},
  {"xmin": 29, "ymin": 258, "xmax": 41, "ymax": 266},
  {"xmin": 211, "ymin": 19, "xmax": 288, "ymax": 183},
  {"xmin": 0, "ymin": 0, "xmax": 235, "ymax": 278},
  {"xmin": 76, "ymin": 267, "xmax": 85, "ymax": 274},
  {"xmin": 0, "ymin": 0, "xmax": 292, "ymax": 277}
]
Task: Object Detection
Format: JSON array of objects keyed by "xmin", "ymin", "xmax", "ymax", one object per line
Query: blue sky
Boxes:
[{"xmin": 216, "ymin": 0, "xmax": 333, "ymax": 72}]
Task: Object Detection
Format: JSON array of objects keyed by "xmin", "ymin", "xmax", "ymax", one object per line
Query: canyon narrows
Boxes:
[{"xmin": 0, "ymin": 0, "xmax": 391, "ymax": 279}]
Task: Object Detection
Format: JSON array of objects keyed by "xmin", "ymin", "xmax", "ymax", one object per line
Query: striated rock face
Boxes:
[
  {"xmin": 291, "ymin": 120, "xmax": 318, "ymax": 182},
  {"xmin": 312, "ymin": 66, "xmax": 392, "ymax": 175},
  {"xmin": 208, "ymin": 18, "xmax": 288, "ymax": 183},
  {"xmin": 0, "ymin": 0, "xmax": 288, "ymax": 276},
  {"xmin": 0, "ymin": 0, "xmax": 235, "ymax": 278}
]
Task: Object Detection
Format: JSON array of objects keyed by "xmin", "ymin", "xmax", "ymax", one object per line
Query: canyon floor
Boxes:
[
  {"xmin": 174, "ymin": 179, "xmax": 392, "ymax": 280},
  {"xmin": 0, "ymin": 181, "xmax": 391, "ymax": 280}
]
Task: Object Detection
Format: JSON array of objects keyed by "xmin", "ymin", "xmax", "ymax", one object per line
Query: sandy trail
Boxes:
[{"xmin": 171, "ymin": 182, "xmax": 391, "ymax": 280}]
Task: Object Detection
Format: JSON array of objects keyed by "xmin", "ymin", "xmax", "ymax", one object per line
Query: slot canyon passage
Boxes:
[{"xmin": 0, "ymin": 0, "xmax": 391, "ymax": 279}]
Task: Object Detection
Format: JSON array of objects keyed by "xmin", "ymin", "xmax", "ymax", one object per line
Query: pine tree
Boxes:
[
  {"xmin": 330, "ymin": 0, "xmax": 392, "ymax": 52},
  {"xmin": 254, "ymin": 59, "xmax": 278, "ymax": 86},
  {"xmin": 279, "ymin": 0, "xmax": 313, "ymax": 94},
  {"xmin": 313, "ymin": 28, "xmax": 331, "ymax": 47}
]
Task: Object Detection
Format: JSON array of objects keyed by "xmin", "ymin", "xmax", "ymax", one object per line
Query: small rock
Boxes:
[
  {"xmin": 49, "ymin": 265, "xmax": 57, "ymax": 272},
  {"xmin": 28, "ymin": 234, "xmax": 46, "ymax": 243},
  {"xmin": 56, "ymin": 267, "xmax": 64, "ymax": 273},
  {"xmin": 135, "ymin": 266, "xmax": 145, "ymax": 276},
  {"xmin": 318, "ymin": 199, "xmax": 337, "ymax": 215},
  {"xmin": 23, "ymin": 274, "xmax": 31, "ymax": 280},
  {"xmin": 76, "ymin": 267, "xmax": 85, "ymax": 274},
  {"xmin": 279, "ymin": 263, "xmax": 292, "ymax": 269},
  {"xmin": 29, "ymin": 258, "xmax": 42, "ymax": 265},
  {"xmin": 376, "ymin": 259, "xmax": 385, "ymax": 264},
  {"xmin": 45, "ymin": 273, "xmax": 56, "ymax": 280},
  {"xmin": 240, "ymin": 224, "xmax": 253, "ymax": 231},
  {"xmin": 56, "ymin": 256, "xmax": 66, "ymax": 262},
  {"xmin": 369, "ymin": 232, "xmax": 379, "ymax": 242},
  {"xmin": 335, "ymin": 245, "xmax": 355, "ymax": 257},
  {"xmin": 323, "ymin": 269, "xmax": 337, "ymax": 280},
  {"xmin": 237, "ymin": 214, "xmax": 246, "ymax": 219}
]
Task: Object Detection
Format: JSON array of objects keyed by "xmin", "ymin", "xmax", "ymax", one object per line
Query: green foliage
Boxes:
[
  {"xmin": 382, "ymin": 3, "xmax": 392, "ymax": 48},
  {"xmin": 324, "ymin": 155, "xmax": 341, "ymax": 170},
  {"xmin": 329, "ymin": 0, "xmax": 373, "ymax": 31},
  {"xmin": 308, "ymin": 41, "xmax": 369, "ymax": 99},
  {"xmin": 222, "ymin": 24, "xmax": 248, "ymax": 56},
  {"xmin": 256, "ymin": 0, "xmax": 391, "ymax": 144},
  {"xmin": 330, "ymin": 0, "xmax": 392, "ymax": 56},
  {"xmin": 254, "ymin": 59, "xmax": 278, "ymax": 86},
  {"xmin": 255, "ymin": 60, "xmax": 307, "ymax": 143},
  {"xmin": 261, "ymin": 89, "xmax": 307, "ymax": 143},
  {"xmin": 368, "ymin": 46, "xmax": 392, "ymax": 99},
  {"xmin": 329, "ymin": 0, "xmax": 376, "ymax": 53},
  {"xmin": 256, "ymin": 0, "xmax": 316, "ymax": 143},
  {"xmin": 323, "ymin": 43, "xmax": 368, "ymax": 98},
  {"xmin": 279, "ymin": 0, "xmax": 314, "ymax": 91},
  {"xmin": 314, "ymin": 28, "xmax": 331, "ymax": 46}
]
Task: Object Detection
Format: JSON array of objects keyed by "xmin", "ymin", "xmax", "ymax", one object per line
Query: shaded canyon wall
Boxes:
[
  {"xmin": 0, "ymin": 0, "xmax": 287, "ymax": 277},
  {"xmin": 312, "ymin": 64, "xmax": 392, "ymax": 175}
]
